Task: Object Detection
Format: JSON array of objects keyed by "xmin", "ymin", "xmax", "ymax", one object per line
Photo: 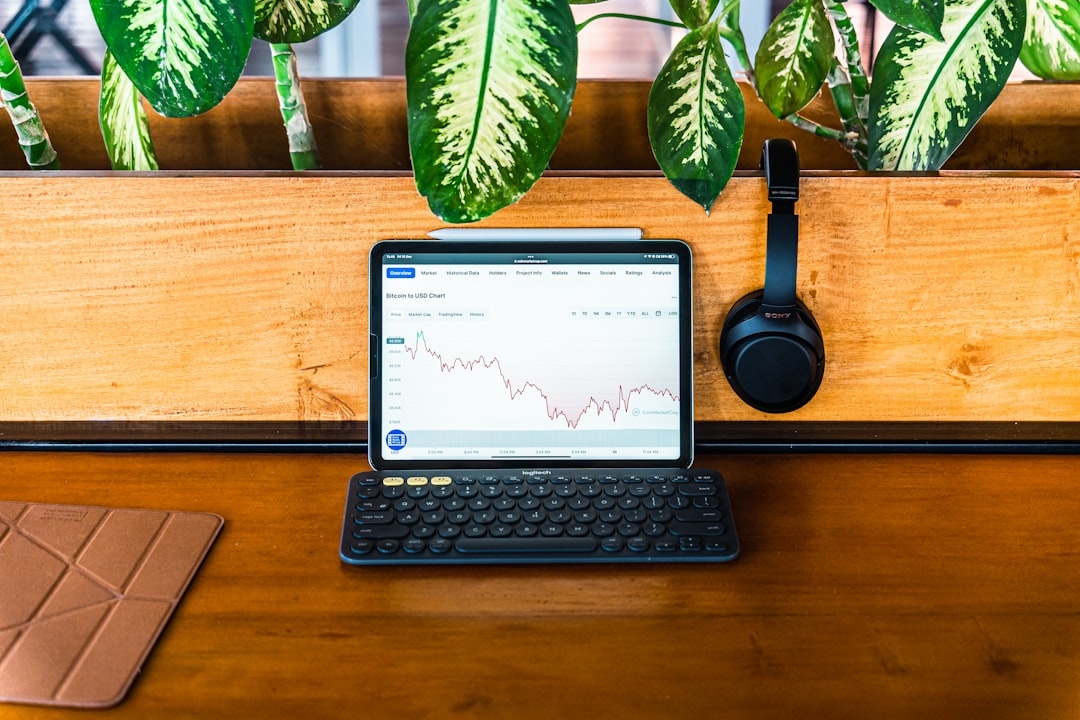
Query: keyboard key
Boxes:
[
  {"xmin": 668, "ymin": 521, "xmax": 726, "ymax": 537},
  {"xmin": 626, "ymin": 537, "xmax": 650, "ymax": 552},
  {"xmin": 455, "ymin": 537, "xmax": 598, "ymax": 554},
  {"xmin": 678, "ymin": 484, "xmax": 716, "ymax": 496},
  {"xmin": 667, "ymin": 497, "xmax": 690, "ymax": 512},
  {"xmin": 353, "ymin": 523, "xmax": 410, "ymax": 539},
  {"xmin": 642, "ymin": 522, "xmax": 667, "ymax": 537},
  {"xmin": 679, "ymin": 537, "xmax": 702, "ymax": 552},
  {"xmin": 355, "ymin": 511, "xmax": 394, "ymax": 525},
  {"xmin": 676, "ymin": 508, "xmax": 723, "ymax": 522},
  {"xmin": 350, "ymin": 540, "xmax": 374, "ymax": 555},
  {"xmin": 642, "ymin": 496, "xmax": 665, "ymax": 510},
  {"xmin": 549, "ymin": 509, "xmax": 572, "ymax": 523},
  {"xmin": 376, "ymin": 540, "xmax": 400, "ymax": 553}
]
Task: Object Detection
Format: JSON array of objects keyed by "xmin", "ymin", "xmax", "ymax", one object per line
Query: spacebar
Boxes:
[{"xmin": 455, "ymin": 537, "xmax": 598, "ymax": 554}]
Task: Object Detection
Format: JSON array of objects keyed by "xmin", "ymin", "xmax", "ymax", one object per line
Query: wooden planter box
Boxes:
[{"xmin": 0, "ymin": 79, "xmax": 1077, "ymax": 447}]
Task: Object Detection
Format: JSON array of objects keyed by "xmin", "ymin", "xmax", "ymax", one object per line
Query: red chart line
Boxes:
[{"xmin": 403, "ymin": 332, "xmax": 679, "ymax": 429}]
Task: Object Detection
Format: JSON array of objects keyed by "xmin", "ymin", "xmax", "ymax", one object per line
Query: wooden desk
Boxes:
[{"xmin": 1, "ymin": 452, "xmax": 1078, "ymax": 719}]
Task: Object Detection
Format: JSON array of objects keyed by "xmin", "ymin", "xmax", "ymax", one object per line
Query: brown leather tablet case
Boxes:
[{"xmin": 0, "ymin": 502, "xmax": 222, "ymax": 708}]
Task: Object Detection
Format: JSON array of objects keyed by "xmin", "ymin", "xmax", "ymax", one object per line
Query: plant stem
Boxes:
[
  {"xmin": 826, "ymin": 59, "xmax": 868, "ymax": 168},
  {"xmin": 822, "ymin": 0, "xmax": 869, "ymax": 128},
  {"xmin": 0, "ymin": 33, "xmax": 60, "ymax": 170},
  {"xmin": 716, "ymin": 1, "xmax": 757, "ymax": 86},
  {"xmin": 784, "ymin": 111, "xmax": 866, "ymax": 155},
  {"xmin": 270, "ymin": 43, "xmax": 321, "ymax": 171},
  {"xmin": 576, "ymin": 12, "xmax": 685, "ymax": 34}
]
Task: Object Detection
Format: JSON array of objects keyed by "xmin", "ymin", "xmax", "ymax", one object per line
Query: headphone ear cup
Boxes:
[
  {"xmin": 721, "ymin": 289, "xmax": 764, "ymax": 331},
  {"xmin": 719, "ymin": 292, "xmax": 825, "ymax": 413}
]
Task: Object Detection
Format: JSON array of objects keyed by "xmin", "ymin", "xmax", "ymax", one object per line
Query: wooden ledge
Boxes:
[{"xmin": 1, "ymin": 78, "xmax": 1077, "ymax": 172}]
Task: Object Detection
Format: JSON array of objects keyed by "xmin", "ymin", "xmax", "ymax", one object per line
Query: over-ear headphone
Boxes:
[{"xmin": 719, "ymin": 138, "xmax": 825, "ymax": 413}]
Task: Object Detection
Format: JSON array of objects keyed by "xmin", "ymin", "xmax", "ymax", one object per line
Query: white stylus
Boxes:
[{"xmin": 427, "ymin": 227, "xmax": 643, "ymax": 241}]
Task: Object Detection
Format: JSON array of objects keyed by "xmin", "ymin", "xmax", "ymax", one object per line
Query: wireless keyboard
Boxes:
[{"xmin": 339, "ymin": 469, "xmax": 739, "ymax": 564}]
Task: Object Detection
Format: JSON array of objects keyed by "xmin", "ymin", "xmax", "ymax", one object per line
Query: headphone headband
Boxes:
[{"xmin": 760, "ymin": 139, "xmax": 800, "ymax": 309}]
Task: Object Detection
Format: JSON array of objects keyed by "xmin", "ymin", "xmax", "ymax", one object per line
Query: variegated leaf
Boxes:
[
  {"xmin": 648, "ymin": 21, "xmax": 744, "ymax": 213},
  {"xmin": 754, "ymin": 0, "xmax": 834, "ymax": 118},
  {"xmin": 406, "ymin": 0, "xmax": 577, "ymax": 223},
  {"xmin": 89, "ymin": 0, "xmax": 255, "ymax": 117},
  {"xmin": 255, "ymin": 0, "xmax": 360, "ymax": 44},
  {"xmin": 868, "ymin": 0, "xmax": 1025, "ymax": 171},
  {"xmin": 870, "ymin": 0, "xmax": 945, "ymax": 40},
  {"xmin": 1021, "ymin": 0, "xmax": 1080, "ymax": 79},
  {"xmin": 669, "ymin": 0, "xmax": 720, "ymax": 30},
  {"xmin": 99, "ymin": 50, "xmax": 159, "ymax": 170}
]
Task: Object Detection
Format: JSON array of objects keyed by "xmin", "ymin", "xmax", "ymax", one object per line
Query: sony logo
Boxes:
[{"xmin": 764, "ymin": 312, "xmax": 793, "ymax": 319}]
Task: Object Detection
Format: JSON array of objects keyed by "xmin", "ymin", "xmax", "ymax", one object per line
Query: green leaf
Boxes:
[
  {"xmin": 99, "ymin": 50, "xmax": 159, "ymax": 170},
  {"xmin": 406, "ymin": 0, "xmax": 578, "ymax": 223},
  {"xmin": 668, "ymin": 0, "xmax": 719, "ymax": 30},
  {"xmin": 648, "ymin": 21, "xmax": 744, "ymax": 213},
  {"xmin": 255, "ymin": 0, "xmax": 359, "ymax": 44},
  {"xmin": 1020, "ymin": 0, "xmax": 1080, "ymax": 79},
  {"xmin": 89, "ymin": 0, "xmax": 255, "ymax": 117},
  {"xmin": 754, "ymin": 0, "xmax": 835, "ymax": 118},
  {"xmin": 868, "ymin": 0, "xmax": 1026, "ymax": 171},
  {"xmin": 870, "ymin": 0, "xmax": 945, "ymax": 40}
]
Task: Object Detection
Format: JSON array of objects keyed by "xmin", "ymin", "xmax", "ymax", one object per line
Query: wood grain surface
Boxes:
[
  {"xmin": 1, "ymin": 451, "xmax": 1078, "ymax": 719},
  {"xmin": 0, "ymin": 79, "xmax": 1077, "ymax": 172},
  {"xmin": 0, "ymin": 172, "xmax": 1077, "ymax": 424}
]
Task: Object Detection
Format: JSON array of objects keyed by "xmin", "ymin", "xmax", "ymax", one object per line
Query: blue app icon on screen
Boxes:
[{"xmin": 386, "ymin": 429, "xmax": 407, "ymax": 449}]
